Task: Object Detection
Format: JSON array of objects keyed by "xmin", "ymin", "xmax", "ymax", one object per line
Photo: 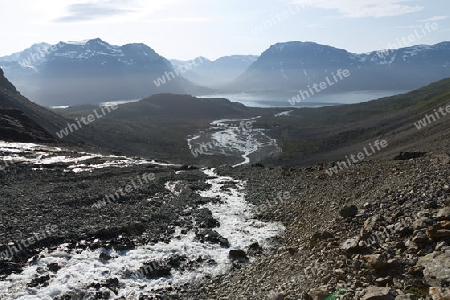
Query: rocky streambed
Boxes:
[
  {"xmin": 1, "ymin": 141, "xmax": 450, "ymax": 300},
  {"xmin": 0, "ymin": 142, "xmax": 284, "ymax": 299}
]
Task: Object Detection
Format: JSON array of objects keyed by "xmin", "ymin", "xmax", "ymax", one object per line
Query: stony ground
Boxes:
[
  {"xmin": 172, "ymin": 151, "xmax": 450, "ymax": 300},
  {"xmin": 1, "ymin": 141, "xmax": 449, "ymax": 299}
]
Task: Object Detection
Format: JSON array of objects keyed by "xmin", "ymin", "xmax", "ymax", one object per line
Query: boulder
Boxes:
[
  {"xmin": 437, "ymin": 207, "xmax": 450, "ymax": 221},
  {"xmin": 196, "ymin": 229, "xmax": 230, "ymax": 247},
  {"xmin": 412, "ymin": 231, "xmax": 429, "ymax": 244},
  {"xmin": 341, "ymin": 236, "xmax": 366, "ymax": 254},
  {"xmin": 308, "ymin": 286, "xmax": 329, "ymax": 300},
  {"xmin": 228, "ymin": 249, "xmax": 249, "ymax": 261},
  {"xmin": 139, "ymin": 261, "xmax": 171, "ymax": 279},
  {"xmin": 363, "ymin": 253, "xmax": 389, "ymax": 270},
  {"xmin": 413, "ymin": 218, "xmax": 433, "ymax": 230},
  {"xmin": 426, "ymin": 224, "xmax": 450, "ymax": 240},
  {"xmin": 248, "ymin": 242, "xmax": 263, "ymax": 256},
  {"xmin": 440, "ymin": 221, "xmax": 450, "ymax": 229},
  {"xmin": 429, "ymin": 287, "xmax": 450, "ymax": 300},
  {"xmin": 393, "ymin": 152, "xmax": 426, "ymax": 160},
  {"xmin": 339, "ymin": 205, "xmax": 358, "ymax": 218},
  {"xmin": 418, "ymin": 252, "xmax": 450, "ymax": 287},
  {"xmin": 362, "ymin": 286, "xmax": 396, "ymax": 300},
  {"xmin": 267, "ymin": 292, "xmax": 284, "ymax": 300}
]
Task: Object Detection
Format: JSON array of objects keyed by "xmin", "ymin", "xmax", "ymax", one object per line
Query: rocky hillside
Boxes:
[
  {"xmin": 176, "ymin": 149, "xmax": 450, "ymax": 299},
  {"xmin": 0, "ymin": 107, "xmax": 55, "ymax": 142},
  {"xmin": 259, "ymin": 77, "xmax": 450, "ymax": 166},
  {"xmin": 0, "ymin": 68, "xmax": 55, "ymax": 142}
]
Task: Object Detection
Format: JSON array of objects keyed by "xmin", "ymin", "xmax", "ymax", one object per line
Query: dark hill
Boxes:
[
  {"xmin": 0, "ymin": 68, "xmax": 55, "ymax": 142},
  {"xmin": 258, "ymin": 77, "xmax": 450, "ymax": 165},
  {"xmin": 53, "ymin": 94, "xmax": 268, "ymax": 163}
]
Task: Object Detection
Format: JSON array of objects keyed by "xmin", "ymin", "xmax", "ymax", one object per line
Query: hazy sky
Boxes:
[{"xmin": 0, "ymin": 0, "xmax": 449, "ymax": 60}]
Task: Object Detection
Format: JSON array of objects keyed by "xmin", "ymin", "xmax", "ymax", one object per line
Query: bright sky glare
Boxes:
[{"xmin": 0, "ymin": 0, "xmax": 448, "ymax": 60}]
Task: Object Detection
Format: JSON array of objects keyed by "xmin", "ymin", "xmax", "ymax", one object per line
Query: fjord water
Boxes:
[{"xmin": 198, "ymin": 90, "xmax": 409, "ymax": 108}]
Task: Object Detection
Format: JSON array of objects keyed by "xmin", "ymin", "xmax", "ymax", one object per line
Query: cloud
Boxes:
[
  {"xmin": 54, "ymin": 0, "xmax": 169, "ymax": 23},
  {"xmin": 145, "ymin": 17, "xmax": 212, "ymax": 23},
  {"xmin": 285, "ymin": 0, "xmax": 424, "ymax": 18},
  {"xmin": 55, "ymin": 1, "xmax": 133, "ymax": 22},
  {"xmin": 417, "ymin": 16, "xmax": 449, "ymax": 22},
  {"xmin": 393, "ymin": 25, "xmax": 421, "ymax": 29}
]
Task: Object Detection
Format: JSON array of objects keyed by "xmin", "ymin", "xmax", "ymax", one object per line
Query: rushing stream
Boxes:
[{"xmin": 0, "ymin": 142, "xmax": 284, "ymax": 299}]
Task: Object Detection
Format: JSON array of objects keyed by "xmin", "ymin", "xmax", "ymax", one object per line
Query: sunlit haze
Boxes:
[{"xmin": 0, "ymin": 0, "xmax": 449, "ymax": 59}]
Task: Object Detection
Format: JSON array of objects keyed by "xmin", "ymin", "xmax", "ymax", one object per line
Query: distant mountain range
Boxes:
[
  {"xmin": 228, "ymin": 41, "xmax": 450, "ymax": 92},
  {"xmin": 0, "ymin": 38, "xmax": 208, "ymax": 106},
  {"xmin": 1, "ymin": 39, "xmax": 449, "ymax": 107},
  {"xmin": 170, "ymin": 55, "xmax": 258, "ymax": 87}
]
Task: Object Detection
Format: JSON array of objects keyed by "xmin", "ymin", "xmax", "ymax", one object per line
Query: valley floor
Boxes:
[{"xmin": 0, "ymin": 135, "xmax": 449, "ymax": 299}]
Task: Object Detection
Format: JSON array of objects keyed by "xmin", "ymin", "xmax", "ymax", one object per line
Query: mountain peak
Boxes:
[
  {"xmin": 87, "ymin": 37, "xmax": 106, "ymax": 44},
  {"xmin": 267, "ymin": 41, "xmax": 345, "ymax": 54},
  {"xmin": 85, "ymin": 38, "xmax": 111, "ymax": 48},
  {"xmin": 62, "ymin": 38, "xmax": 109, "ymax": 47}
]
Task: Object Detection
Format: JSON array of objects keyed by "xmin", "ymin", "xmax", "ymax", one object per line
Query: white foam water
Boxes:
[
  {"xmin": 187, "ymin": 117, "xmax": 281, "ymax": 167},
  {"xmin": 0, "ymin": 141, "xmax": 179, "ymax": 173},
  {"xmin": 0, "ymin": 168, "xmax": 284, "ymax": 299}
]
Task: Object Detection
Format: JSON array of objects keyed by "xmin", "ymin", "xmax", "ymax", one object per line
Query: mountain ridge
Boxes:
[
  {"xmin": 2, "ymin": 39, "xmax": 449, "ymax": 105},
  {"xmin": 0, "ymin": 38, "xmax": 208, "ymax": 106},
  {"xmin": 229, "ymin": 41, "xmax": 450, "ymax": 92}
]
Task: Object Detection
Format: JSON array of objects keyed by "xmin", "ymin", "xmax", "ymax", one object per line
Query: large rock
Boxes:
[
  {"xmin": 341, "ymin": 236, "xmax": 366, "ymax": 254},
  {"xmin": 437, "ymin": 207, "xmax": 450, "ymax": 221},
  {"xmin": 308, "ymin": 286, "xmax": 329, "ymax": 300},
  {"xmin": 363, "ymin": 253, "xmax": 389, "ymax": 270},
  {"xmin": 228, "ymin": 249, "xmax": 249, "ymax": 261},
  {"xmin": 339, "ymin": 205, "xmax": 358, "ymax": 218},
  {"xmin": 418, "ymin": 252, "xmax": 450, "ymax": 287},
  {"xmin": 429, "ymin": 287, "xmax": 450, "ymax": 300},
  {"xmin": 394, "ymin": 152, "xmax": 426, "ymax": 160},
  {"xmin": 440, "ymin": 221, "xmax": 450, "ymax": 229},
  {"xmin": 426, "ymin": 224, "xmax": 450, "ymax": 240},
  {"xmin": 196, "ymin": 229, "xmax": 230, "ymax": 247},
  {"xmin": 413, "ymin": 218, "xmax": 433, "ymax": 230},
  {"xmin": 138, "ymin": 260, "xmax": 171, "ymax": 279},
  {"xmin": 362, "ymin": 287, "xmax": 396, "ymax": 300}
]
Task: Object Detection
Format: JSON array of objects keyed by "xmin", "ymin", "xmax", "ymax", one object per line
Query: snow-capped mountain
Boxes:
[
  {"xmin": 229, "ymin": 41, "xmax": 450, "ymax": 92},
  {"xmin": 170, "ymin": 55, "xmax": 258, "ymax": 87},
  {"xmin": 0, "ymin": 39, "xmax": 206, "ymax": 106},
  {"xmin": 0, "ymin": 43, "xmax": 51, "ymax": 67}
]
